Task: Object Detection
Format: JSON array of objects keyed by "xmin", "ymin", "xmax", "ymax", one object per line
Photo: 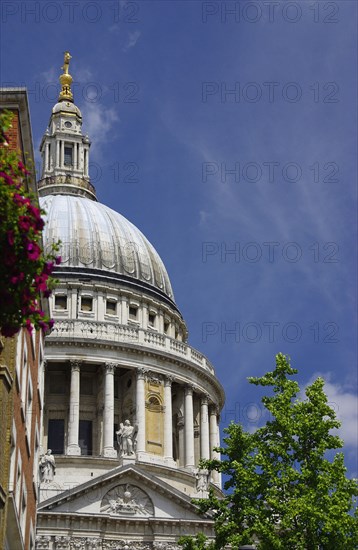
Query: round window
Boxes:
[{"xmin": 64, "ymin": 121, "xmax": 72, "ymax": 128}]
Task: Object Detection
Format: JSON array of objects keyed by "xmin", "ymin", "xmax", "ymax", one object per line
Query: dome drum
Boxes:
[{"xmin": 38, "ymin": 175, "xmax": 96, "ymax": 201}]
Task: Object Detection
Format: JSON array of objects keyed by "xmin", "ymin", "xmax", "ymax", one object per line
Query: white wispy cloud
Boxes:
[
  {"xmin": 199, "ymin": 209, "xmax": 210, "ymax": 227},
  {"xmin": 75, "ymin": 67, "xmax": 94, "ymax": 83},
  {"xmin": 40, "ymin": 66, "xmax": 57, "ymax": 84},
  {"xmin": 304, "ymin": 373, "xmax": 358, "ymax": 449},
  {"xmin": 80, "ymin": 103, "xmax": 120, "ymax": 160},
  {"xmin": 159, "ymin": 99, "xmax": 353, "ymax": 317},
  {"xmin": 123, "ymin": 30, "xmax": 141, "ymax": 52},
  {"xmin": 39, "ymin": 63, "xmax": 93, "ymax": 86}
]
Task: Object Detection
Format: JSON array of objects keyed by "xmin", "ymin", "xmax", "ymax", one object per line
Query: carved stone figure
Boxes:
[
  {"xmin": 116, "ymin": 419, "xmax": 137, "ymax": 456},
  {"xmin": 39, "ymin": 449, "xmax": 56, "ymax": 483},
  {"xmin": 195, "ymin": 469, "xmax": 209, "ymax": 494}
]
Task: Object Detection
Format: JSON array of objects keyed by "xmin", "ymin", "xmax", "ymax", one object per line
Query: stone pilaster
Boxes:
[
  {"xmin": 184, "ymin": 386, "xmax": 195, "ymax": 468},
  {"xmin": 103, "ymin": 362, "xmax": 117, "ymax": 458},
  {"xmin": 163, "ymin": 376, "xmax": 173, "ymax": 459},
  {"xmin": 67, "ymin": 360, "xmax": 81, "ymax": 455},
  {"xmin": 209, "ymin": 406, "xmax": 221, "ymax": 485},
  {"xmin": 136, "ymin": 368, "xmax": 147, "ymax": 453},
  {"xmin": 121, "ymin": 295, "xmax": 128, "ymax": 324},
  {"xmin": 200, "ymin": 395, "xmax": 210, "ymax": 460}
]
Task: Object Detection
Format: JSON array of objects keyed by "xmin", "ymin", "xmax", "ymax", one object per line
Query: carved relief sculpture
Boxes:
[{"xmin": 101, "ymin": 484, "xmax": 154, "ymax": 516}]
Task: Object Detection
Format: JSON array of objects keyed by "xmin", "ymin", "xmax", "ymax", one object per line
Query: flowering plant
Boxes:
[{"xmin": 0, "ymin": 110, "xmax": 60, "ymax": 337}]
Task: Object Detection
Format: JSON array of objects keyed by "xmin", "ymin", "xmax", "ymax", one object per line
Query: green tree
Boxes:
[{"xmin": 182, "ymin": 353, "xmax": 357, "ymax": 550}]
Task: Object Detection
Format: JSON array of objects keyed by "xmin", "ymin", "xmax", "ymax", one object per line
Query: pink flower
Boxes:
[
  {"xmin": 22, "ymin": 288, "xmax": 31, "ymax": 302},
  {"xmin": 55, "ymin": 255, "xmax": 62, "ymax": 265},
  {"xmin": 10, "ymin": 273, "xmax": 25, "ymax": 284},
  {"xmin": 1, "ymin": 325, "xmax": 19, "ymax": 337},
  {"xmin": 18, "ymin": 215, "xmax": 32, "ymax": 232},
  {"xmin": 25, "ymin": 318, "xmax": 33, "ymax": 334},
  {"xmin": 0, "ymin": 171, "xmax": 14, "ymax": 185},
  {"xmin": 35, "ymin": 217, "xmax": 45, "ymax": 231},
  {"xmin": 4, "ymin": 252, "xmax": 16, "ymax": 266},
  {"xmin": 26, "ymin": 241, "xmax": 41, "ymax": 261},
  {"xmin": 18, "ymin": 161, "xmax": 29, "ymax": 175},
  {"xmin": 27, "ymin": 203, "xmax": 42, "ymax": 220},
  {"xmin": 7, "ymin": 230, "xmax": 15, "ymax": 246},
  {"xmin": 13, "ymin": 193, "xmax": 31, "ymax": 206},
  {"xmin": 43, "ymin": 261, "xmax": 54, "ymax": 275},
  {"xmin": 34, "ymin": 274, "xmax": 49, "ymax": 292}
]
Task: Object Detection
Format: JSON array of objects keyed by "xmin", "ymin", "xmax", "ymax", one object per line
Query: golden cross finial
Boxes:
[
  {"xmin": 62, "ymin": 51, "xmax": 72, "ymax": 75},
  {"xmin": 58, "ymin": 51, "xmax": 73, "ymax": 102}
]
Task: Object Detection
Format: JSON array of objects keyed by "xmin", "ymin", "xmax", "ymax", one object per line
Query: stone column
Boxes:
[
  {"xmin": 142, "ymin": 303, "xmax": 148, "ymax": 330},
  {"xmin": 163, "ymin": 376, "xmax": 173, "ymax": 460},
  {"xmin": 56, "ymin": 139, "xmax": 60, "ymax": 168},
  {"xmin": 69, "ymin": 287, "xmax": 78, "ymax": 319},
  {"xmin": 184, "ymin": 386, "xmax": 195, "ymax": 468},
  {"xmin": 209, "ymin": 406, "xmax": 220, "ymax": 484},
  {"xmin": 136, "ymin": 368, "xmax": 147, "ymax": 453},
  {"xmin": 200, "ymin": 395, "xmax": 210, "ymax": 460},
  {"xmin": 178, "ymin": 416, "xmax": 185, "ymax": 466},
  {"xmin": 216, "ymin": 416, "xmax": 222, "ymax": 488},
  {"xmin": 121, "ymin": 295, "xmax": 128, "ymax": 325},
  {"xmin": 67, "ymin": 360, "xmax": 81, "ymax": 455},
  {"xmin": 60, "ymin": 140, "xmax": 64, "ymax": 167},
  {"xmin": 97, "ymin": 291, "xmax": 105, "ymax": 320},
  {"xmin": 84, "ymin": 147, "xmax": 89, "ymax": 176},
  {"xmin": 158, "ymin": 310, "xmax": 164, "ymax": 333},
  {"xmin": 74, "ymin": 141, "xmax": 78, "ymax": 170},
  {"xmin": 103, "ymin": 363, "xmax": 117, "ymax": 457},
  {"xmin": 44, "ymin": 142, "xmax": 49, "ymax": 172}
]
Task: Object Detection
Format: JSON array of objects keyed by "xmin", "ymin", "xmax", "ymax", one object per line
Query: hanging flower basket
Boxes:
[{"xmin": 0, "ymin": 110, "xmax": 60, "ymax": 337}]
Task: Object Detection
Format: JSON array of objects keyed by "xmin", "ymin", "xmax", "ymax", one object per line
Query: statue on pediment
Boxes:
[
  {"xmin": 116, "ymin": 419, "xmax": 138, "ymax": 456},
  {"xmin": 195, "ymin": 469, "xmax": 209, "ymax": 494},
  {"xmin": 39, "ymin": 449, "xmax": 56, "ymax": 483}
]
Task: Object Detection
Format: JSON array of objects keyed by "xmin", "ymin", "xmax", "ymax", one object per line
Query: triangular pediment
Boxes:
[{"xmin": 38, "ymin": 464, "xmax": 206, "ymax": 521}]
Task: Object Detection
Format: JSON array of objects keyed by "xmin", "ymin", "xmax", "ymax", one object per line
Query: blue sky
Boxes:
[{"xmin": 1, "ymin": 1, "xmax": 357, "ymax": 474}]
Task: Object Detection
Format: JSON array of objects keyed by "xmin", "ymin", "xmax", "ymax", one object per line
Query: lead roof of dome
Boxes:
[
  {"xmin": 40, "ymin": 194, "xmax": 175, "ymax": 301},
  {"xmin": 52, "ymin": 101, "xmax": 82, "ymax": 117}
]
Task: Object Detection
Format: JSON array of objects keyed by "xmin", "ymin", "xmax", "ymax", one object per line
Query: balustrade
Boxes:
[{"xmin": 49, "ymin": 320, "xmax": 215, "ymax": 373}]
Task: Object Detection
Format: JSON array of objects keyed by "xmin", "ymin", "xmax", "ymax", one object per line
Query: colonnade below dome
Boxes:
[{"xmin": 42, "ymin": 361, "xmax": 221, "ymax": 488}]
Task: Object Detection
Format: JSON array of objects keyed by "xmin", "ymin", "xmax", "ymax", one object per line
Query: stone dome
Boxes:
[{"xmin": 40, "ymin": 194, "xmax": 175, "ymax": 301}]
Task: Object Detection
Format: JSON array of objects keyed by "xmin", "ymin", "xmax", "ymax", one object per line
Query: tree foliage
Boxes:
[{"xmin": 183, "ymin": 353, "xmax": 357, "ymax": 550}]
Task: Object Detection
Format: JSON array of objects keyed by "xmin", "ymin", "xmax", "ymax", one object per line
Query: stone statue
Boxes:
[
  {"xmin": 116, "ymin": 420, "xmax": 137, "ymax": 456},
  {"xmin": 195, "ymin": 469, "xmax": 209, "ymax": 494},
  {"xmin": 39, "ymin": 449, "xmax": 56, "ymax": 483}
]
